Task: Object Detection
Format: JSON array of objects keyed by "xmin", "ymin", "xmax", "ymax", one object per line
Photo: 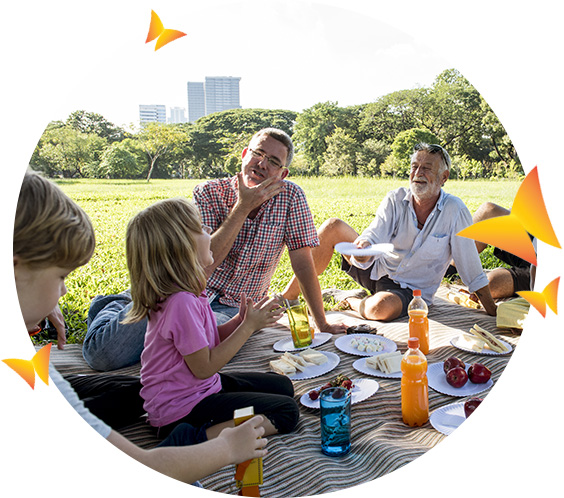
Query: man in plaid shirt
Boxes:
[
  {"xmin": 82, "ymin": 129, "xmax": 346, "ymax": 372},
  {"xmin": 194, "ymin": 128, "xmax": 346, "ymax": 335}
]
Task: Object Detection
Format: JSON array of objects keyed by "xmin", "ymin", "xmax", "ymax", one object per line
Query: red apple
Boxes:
[
  {"xmin": 464, "ymin": 397, "xmax": 483, "ymax": 418},
  {"xmin": 446, "ymin": 366, "xmax": 469, "ymax": 388},
  {"xmin": 443, "ymin": 356, "xmax": 466, "ymax": 374},
  {"xmin": 468, "ymin": 363, "xmax": 491, "ymax": 384}
]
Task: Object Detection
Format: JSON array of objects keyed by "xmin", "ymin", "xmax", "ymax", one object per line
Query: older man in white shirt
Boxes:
[{"xmin": 281, "ymin": 143, "xmax": 497, "ymax": 321}]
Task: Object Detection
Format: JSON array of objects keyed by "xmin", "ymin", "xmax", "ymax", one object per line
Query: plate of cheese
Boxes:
[
  {"xmin": 451, "ymin": 324, "xmax": 512, "ymax": 356},
  {"xmin": 352, "ymin": 352, "xmax": 403, "ymax": 378},
  {"xmin": 335, "ymin": 333, "xmax": 397, "ymax": 357},
  {"xmin": 273, "ymin": 332, "xmax": 332, "ymax": 352},
  {"xmin": 269, "ymin": 349, "xmax": 340, "ymax": 380}
]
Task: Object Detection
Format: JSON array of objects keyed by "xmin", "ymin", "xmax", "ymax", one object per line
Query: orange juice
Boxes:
[
  {"xmin": 401, "ymin": 341, "xmax": 429, "ymax": 427},
  {"xmin": 408, "ymin": 309, "xmax": 429, "ymax": 354}
]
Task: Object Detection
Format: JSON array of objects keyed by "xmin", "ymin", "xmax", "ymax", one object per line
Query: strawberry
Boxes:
[{"xmin": 308, "ymin": 389, "xmax": 320, "ymax": 400}]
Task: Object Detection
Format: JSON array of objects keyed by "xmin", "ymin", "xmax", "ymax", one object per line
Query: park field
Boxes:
[{"xmin": 54, "ymin": 177, "xmax": 520, "ymax": 343}]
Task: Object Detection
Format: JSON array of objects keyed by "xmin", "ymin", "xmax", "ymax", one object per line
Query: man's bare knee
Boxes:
[
  {"xmin": 318, "ymin": 218, "xmax": 357, "ymax": 246},
  {"xmin": 362, "ymin": 293, "xmax": 403, "ymax": 322},
  {"xmin": 473, "ymin": 202, "xmax": 510, "ymax": 223}
]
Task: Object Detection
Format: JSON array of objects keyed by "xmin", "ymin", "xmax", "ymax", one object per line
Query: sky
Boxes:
[
  {"xmin": 18, "ymin": 0, "xmax": 451, "ymax": 129},
  {"xmin": 2, "ymin": 1, "xmax": 563, "ymax": 497}
]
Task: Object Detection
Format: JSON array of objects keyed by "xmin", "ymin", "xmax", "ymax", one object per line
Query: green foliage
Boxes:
[
  {"xmin": 391, "ymin": 128, "xmax": 440, "ymax": 177},
  {"xmin": 320, "ymin": 127, "xmax": 360, "ymax": 176},
  {"xmin": 30, "ymin": 69, "xmax": 521, "ymax": 181},
  {"xmin": 96, "ymin": 141, "xmax": 145, "ymax": 179},
  {"xmin": 293, "ymin": 102, "xmax": 360, "ymax": 174},
  {"xmin": 66, "ymin": 110, "xmax": 128, "ymax": 143},
  {"xmin": 51, "ymin": 177, "xmax": 520, "ymax": 345},
  {"xmin": 32, "ymin": 122, "xmax": 107, "ymax": 178}
]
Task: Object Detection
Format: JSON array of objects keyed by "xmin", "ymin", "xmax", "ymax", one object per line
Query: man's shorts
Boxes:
[
  {"xmin": 340, "ymin": 257, "xmax": 413, "ymax": 318},
  {"xmin": 493, "ymin": 247, "xmax": 531, "ymax": 292}
]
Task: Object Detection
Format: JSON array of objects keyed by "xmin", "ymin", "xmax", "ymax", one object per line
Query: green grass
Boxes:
[{"xmin": 52, "ymin": 177, "xmax": 519, "ymax": 344}]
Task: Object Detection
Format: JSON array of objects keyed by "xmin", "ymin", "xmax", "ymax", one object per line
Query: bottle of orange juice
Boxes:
[
  {"xmin": 401, "ymin": 337, "xmax": 429, "ymax": 427},
  {"xmin": 408, "ymin": 289, "xmax": 429, "ymax": 354}
]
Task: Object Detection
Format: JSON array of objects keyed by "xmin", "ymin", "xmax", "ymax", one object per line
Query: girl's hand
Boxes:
[
  {"xmin": 236, "ymin": 292, "xmax": 248, "ymax": 321},
  {"xmin": 242, "ymin": 296, "xmax": 284, "ymax": 332}
]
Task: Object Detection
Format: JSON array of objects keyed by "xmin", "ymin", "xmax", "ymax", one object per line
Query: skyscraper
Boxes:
[
  {"xmin": 168, "ymin": 107, "xmax": 187, "ymax": 124},
  {"xmin": 204, "ymin": 76, "xmax": 241, "ymax": 115},
  {"xmin": 187, "ymin": 82, "xmax": 205, "ymax": 122},
  {"xmin": 187, "ymin": 76, "xmax": 241, "ymax": 122},
  {"xmin": 139, "ymin": 104, "xmax": 166, "ymax": 124}
]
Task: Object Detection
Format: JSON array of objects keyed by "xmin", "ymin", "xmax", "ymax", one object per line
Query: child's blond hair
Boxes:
[
  {"xmin": 14, "ymin": 170, "xmax": 95, "ymax": 269},
  {"xmin": 124, "ymin": 197, "xmax": 207, "ymax": 323}
]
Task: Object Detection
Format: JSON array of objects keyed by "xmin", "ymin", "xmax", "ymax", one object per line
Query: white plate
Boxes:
[
  {"xmin": 335, "ymin": 242, "xmax": 394, "ymax": 257},
  {"xmin": 430, "ymin": 402, "xmax": 466, "ymax": 436},
  {"xmin": 287, "ymin": 351, "xmax": 341, "ymax": 380},
  {"xmin": 273, "ymin": 332, "xmax": 332, "ymax": 352},
  {"xmin": 427, "ymin": 362, "xmax": 493, "ymax": 397},
  {"xmin": 335, "ymin": 333, "xmax": 397, "ymax": 357},
  {"xmin": 300, "ymin": 378, "xmax": 379, "ymax": 409},
  {"xmin": 352, "ymin": 357, "xmax": 402, "ymax": 379},
  {"xmin": 450, "ymin": 335, "xmax": 513, "ymax": 356}
]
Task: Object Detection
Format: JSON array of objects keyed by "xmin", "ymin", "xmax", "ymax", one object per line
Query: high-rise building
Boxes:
[
  {"xmin": 139, "ymin": 104, "xmax": 166, "ymax": 124},
  {"xmin": 168, "ymin": 107, "xmax": 187, "ymax": 124},
  {"xmin": 187, "ymin": 76, "xmax": 241, "ymax": 122},
  {"xmin": 204, "ymin": 76, "xmax": 241, "ymax": 115},
  {"xmin": 187, "ymin": 82, "xmax": 205, "ymax": 122}
]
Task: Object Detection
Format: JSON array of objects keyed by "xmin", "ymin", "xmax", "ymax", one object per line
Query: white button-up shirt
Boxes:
[{"xmin": 352, "ymin": 187, "xmax": 488, "ymax": 305}]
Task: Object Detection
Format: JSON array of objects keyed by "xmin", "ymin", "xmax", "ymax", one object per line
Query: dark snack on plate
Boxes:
[
  {"xmin": 308, "ymin": 373, "xmax": 354, "ymax": 400},
  {"xmin": 346, "ymin": 323, "xmax": 377, "ymax": 335}
]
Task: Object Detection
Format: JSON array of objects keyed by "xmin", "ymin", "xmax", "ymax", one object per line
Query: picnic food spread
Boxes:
[{"xmin": 48, "ymin": 286, "xmax": 518, "ymax": 497}]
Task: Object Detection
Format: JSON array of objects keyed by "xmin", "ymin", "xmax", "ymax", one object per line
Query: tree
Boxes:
[
  {"xmin": 390, "ymin": 128, "xmax": 440, "ymax": 178},
  {"xmin": 423, "ymin": 69, "xmax": 484, "ymax": 156},
  {"xmin": 320, "ymin": 128, "xmax": 360, "ymax": 176},
  {"xmin": 292, "ymin": 102, "xmax": 357, "ymax": 174},
  {"xmin": 66, "ymin": 110, "xmax": 127, "ymax": 143},
  {"xmin": 96, "ymin": 140, "xmax": 145, "ymax": 179},
  {"xmin": 359, "ymin": 89, "xmax": 422, "ymax": 144},
  {"xmin": 32, "ymin": 123, "xmax": 107, "ymax": 178},
  {"xmin": 356, "ymin": 139, "xmax": 391, "ymax": 177},
  {"xmin": 137, "ymin": 123, "xmax": 190, "ymax": 181}
]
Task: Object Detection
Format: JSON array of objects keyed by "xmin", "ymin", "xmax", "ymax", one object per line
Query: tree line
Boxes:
[{"xmin": 30, "ymin": 69, "xmax": 522, "ymax": 181}]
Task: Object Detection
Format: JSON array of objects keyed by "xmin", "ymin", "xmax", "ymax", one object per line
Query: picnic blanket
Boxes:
[{"xmin": 49, "ymin": 285, "xmax": 520, "ymax": 497}]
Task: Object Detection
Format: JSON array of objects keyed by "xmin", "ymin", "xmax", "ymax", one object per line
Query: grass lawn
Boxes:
[{"xmin": 52, "ymin": 177, "xmax": 520, "ymax": 343}]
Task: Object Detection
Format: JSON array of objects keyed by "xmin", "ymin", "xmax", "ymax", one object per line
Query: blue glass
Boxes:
[{"xmin": 320, "ymin": 387, "xmax": 351, "ymax": 456}]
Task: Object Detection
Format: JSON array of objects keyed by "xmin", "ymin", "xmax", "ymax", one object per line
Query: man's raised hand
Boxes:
[{"xmin": 236, "ymin": 172, "xmax": 285, "ymax": 214}]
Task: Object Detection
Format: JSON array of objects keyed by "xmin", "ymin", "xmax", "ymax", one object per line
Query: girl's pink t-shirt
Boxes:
[{"xmin": 140, "ymin": 291, "xmax": 222, "ymax": 427}]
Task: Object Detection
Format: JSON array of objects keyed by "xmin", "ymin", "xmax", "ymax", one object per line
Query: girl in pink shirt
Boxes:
[{"xmin": 123, "ymin": 198, "xmax": 299, "ymax": 440}]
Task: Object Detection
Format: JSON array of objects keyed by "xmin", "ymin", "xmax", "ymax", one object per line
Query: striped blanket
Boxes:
[{"xmin": 49, "ymin": 286, "xmax": 520, "ymax": 497}]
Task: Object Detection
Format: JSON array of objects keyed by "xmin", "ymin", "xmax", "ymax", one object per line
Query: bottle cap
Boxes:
[
  {"xmin": 408, "ymin": 337, "xmax": 420, "ymax": 349},
  {"xmin": 413, "ymin": 289, "xmax": 421, "ymax": 297}
]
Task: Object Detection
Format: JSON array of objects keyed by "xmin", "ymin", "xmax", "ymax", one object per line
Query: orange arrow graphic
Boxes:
[
  {"xmin": 145, "ymin": 10, "xmax": 186, "ymax": 51},
  {"xmin": 2, "ymin": 343, "xmax": 52, "ymax": 389},
  {"xmin": 518, "ymin": 277, "xmax": 560, "ymax": 317},
  {"xmin": 457, "ymin": 166, "xmax": 561, "ymax": 267}
]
